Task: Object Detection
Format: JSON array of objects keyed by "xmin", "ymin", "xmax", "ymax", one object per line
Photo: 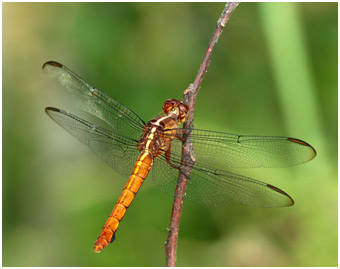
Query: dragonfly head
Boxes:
[{"xmin": 162, "ymin": 99, "xmax": 189, "ymax": 123}]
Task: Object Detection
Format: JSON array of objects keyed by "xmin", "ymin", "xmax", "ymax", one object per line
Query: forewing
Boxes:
[
  {"xmin": 43, "ymin": 61, "xmax": 145, "ymax": 140},
  {"xmin": 169, "ymin": 129, "xmax": 316, "ymax": 169},
  {"xmin": 46, "ymin": 107, "xmax": 140, "ymax": 179}
]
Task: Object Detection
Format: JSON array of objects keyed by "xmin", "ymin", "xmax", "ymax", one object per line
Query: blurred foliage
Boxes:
[{"xmin": 3, "ymin": 2, "xmax": 337, "ymax": 267}]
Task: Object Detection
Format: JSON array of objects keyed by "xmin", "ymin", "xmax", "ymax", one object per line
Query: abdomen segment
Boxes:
[{"xmin": 93, "ymin": 153, "xmax": 153, "ymax": 253}]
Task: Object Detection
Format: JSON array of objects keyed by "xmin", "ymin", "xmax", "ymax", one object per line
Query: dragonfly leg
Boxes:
[
  {"xmin": 165, "ymin": 144, "xmax": 180, "ymax": 170},
  {"xmin": 175, "ymin": 128, "xmax": 188, "ymax": 142},
  {"xmin": 175, "ymin": 134, "xmax": 184, "ymax": 142},
  {"xmin": 165, "ymin": 148, "xmax": 193, "ymax": 184}
]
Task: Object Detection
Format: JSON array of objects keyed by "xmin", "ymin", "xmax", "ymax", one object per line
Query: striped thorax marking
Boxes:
[{"xmin": 144, "ymin": 115, "xmax": 171, "ymax": 152}]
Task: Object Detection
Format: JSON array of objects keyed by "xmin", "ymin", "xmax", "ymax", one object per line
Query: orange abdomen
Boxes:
[{"xmin": 93, "ymin": 153, "xmax": 154, "ymax": 253}]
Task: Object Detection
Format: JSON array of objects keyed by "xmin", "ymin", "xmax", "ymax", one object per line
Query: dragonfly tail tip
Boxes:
[{"xmin": 93, "ymin": 245, "xmax": 103, "ymax": 253}]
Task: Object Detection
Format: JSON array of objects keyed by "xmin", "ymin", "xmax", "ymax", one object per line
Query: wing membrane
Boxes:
[
  {"xmin": 43, "ymin": 61, "xmax": 145, "ymax": 140},
  {"xmin": 152, "ymin": 148, "xmax": 294, "ymax": 207},
  {"xmin": 167, "ymin": 129, "xmax": 316, "ymax": 169},
  {"xmin": 45, "ymin": 107, "xmax": 140, "ymax": 179}
]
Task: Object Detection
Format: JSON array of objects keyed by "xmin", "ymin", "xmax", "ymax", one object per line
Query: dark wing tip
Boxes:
[
  {"xmin": 45, "ymin": 107, "xmax": 60, "ymax": 114},
  {"xmin": 267, "ymin": 184, "xmax": 295, "ymax": 206},
  {"xmin": 287, "ymin": 137, "xmax": 317, "ymax": 158},
  {"xmin": 42, "ymin": 61, "xmax": 63, "ymax": 70}
]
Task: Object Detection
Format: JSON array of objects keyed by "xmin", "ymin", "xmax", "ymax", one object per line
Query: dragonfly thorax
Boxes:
[{"xmin": 137, "ymin": 114, "xmax": 180, "ymax": 158}]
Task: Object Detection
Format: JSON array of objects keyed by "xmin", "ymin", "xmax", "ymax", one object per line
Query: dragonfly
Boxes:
[{"xmin": 43, "ymin": 61, "xmax": 316, "ymax": 253}]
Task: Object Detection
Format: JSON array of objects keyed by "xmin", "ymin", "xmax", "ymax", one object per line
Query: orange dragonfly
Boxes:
[{"xmin": 43, "ymin": 61, "xmax": 316, "ymax": 253}]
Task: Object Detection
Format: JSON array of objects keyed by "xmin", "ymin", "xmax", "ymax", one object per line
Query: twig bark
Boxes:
[{"xmin": 164, "ymin": 2, "xmax": 240, "ymax": 267}]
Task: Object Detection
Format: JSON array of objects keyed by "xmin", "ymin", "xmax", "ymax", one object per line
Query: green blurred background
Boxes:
[{"xmin": 3, "ymin": 2, "xmax": 337, "ymax": 266}]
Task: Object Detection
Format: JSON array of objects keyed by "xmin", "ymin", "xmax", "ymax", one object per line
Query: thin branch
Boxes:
[{"xmin": 164, "ymin": 2, "xmax": 240, "ymax": 267}]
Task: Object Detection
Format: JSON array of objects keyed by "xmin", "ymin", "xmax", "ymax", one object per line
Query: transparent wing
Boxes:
[
  {"xmin": 45, "ymin": 107, "xmax": 140, "ymax": 179},
  {"xmin": 168, "ymin": 129, "xmax": 316, "ymax": 169},
  {"xmin": 43, "ymin": 61, "xmax": 145, "ymax": 140},
  {"xmin": 152, "ymin": 149, "xmax": 294, "ymax": 207}
]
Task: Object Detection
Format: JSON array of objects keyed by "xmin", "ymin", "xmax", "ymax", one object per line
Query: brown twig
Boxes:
[{"xmin": 164, "ymin": 2, "xmax": 240, "ymax": 267}]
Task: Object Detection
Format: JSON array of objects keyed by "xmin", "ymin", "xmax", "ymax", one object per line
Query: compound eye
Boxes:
[
  {"xmin": 179, "ymin": 103, "xmax": 189, "ymax": 113},
  {"xmin": 178, "ymin": 110, "xmax": 188, "ymax": 123},
  {"xmin": 162, "ymin": 99, "xmax": 176, "ymax": 114}
]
